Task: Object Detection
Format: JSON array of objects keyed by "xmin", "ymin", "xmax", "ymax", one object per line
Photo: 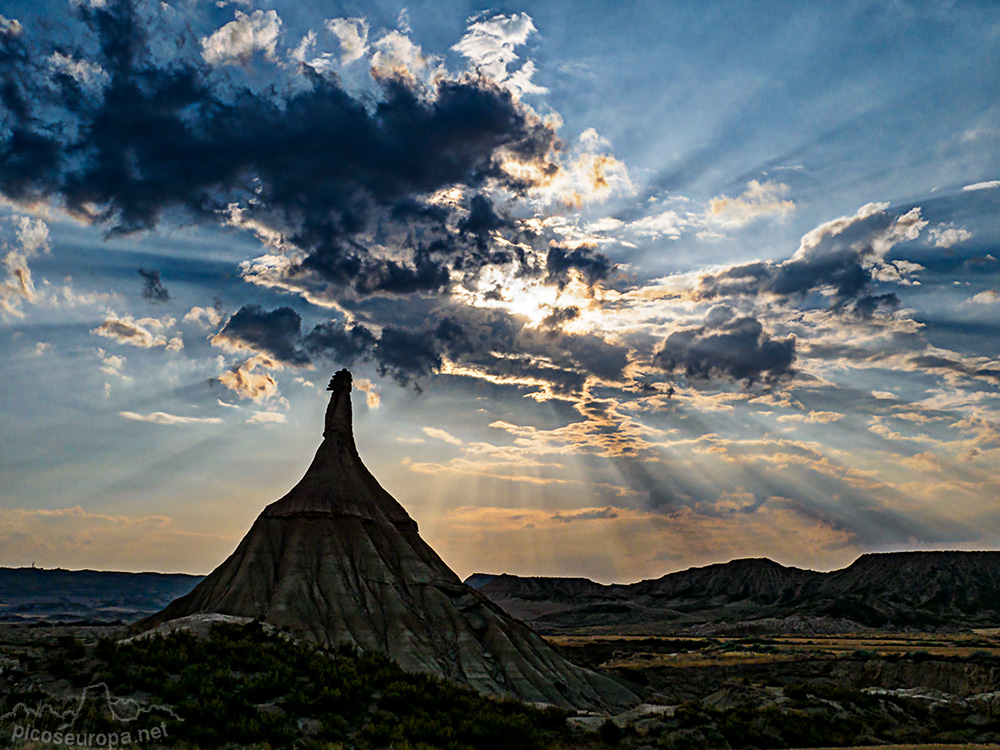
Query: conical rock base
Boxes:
[{"xmin": 139, "ymin": 370, "xmax": 636, "ymax": 711}]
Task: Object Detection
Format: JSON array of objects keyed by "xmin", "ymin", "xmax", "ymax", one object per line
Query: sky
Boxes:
[{"xmin": 1, "ymin": 0, "xmax": 999, "ymax": 582}]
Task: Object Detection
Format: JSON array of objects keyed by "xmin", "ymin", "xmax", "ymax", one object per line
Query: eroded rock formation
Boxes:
[{"xmin": 139, "ymin": 370, "xmax": 636, "ymax": 711}]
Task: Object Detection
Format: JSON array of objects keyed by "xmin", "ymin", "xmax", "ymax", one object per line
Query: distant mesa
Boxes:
[
  {"xmin": 138, "ymin": 369, "xmax": 636, "ymax": 711},
  {"xmin": 0, "ymin": 568, "xmax": 202, "ymax": 625},
  {"xmin": 469, "ymin": 551, "xmax": 1000, "ymax": 636}
]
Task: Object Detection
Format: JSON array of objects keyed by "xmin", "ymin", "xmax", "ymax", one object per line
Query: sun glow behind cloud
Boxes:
[{"xmin": 453, "ymin": 266, "xmax": 598, "ymax": 331}]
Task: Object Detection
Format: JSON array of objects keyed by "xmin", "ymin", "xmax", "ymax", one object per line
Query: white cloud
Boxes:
[
  {"xmin": 1, "ymin": 252, "xmax": 34, "ymax": 316},
  {"xmin": 961, "ymin": 129, "xmax": 999, "ymax": 143},
  {"xmin": 0, "ymin": 215, "xmax": 50, "ymax": 317},
  {"xmin": 396, "ymin": 8, "xmax": 411, "ymax": 33},
  {"xmin": 452, "ymin": 13, "xmax": 546, "ymax": 97},
  {"xmin": 777, "ymin": 411, "xmax": 844, "ymax": 424},
  {"xmin": 202, "ymin": 10, "xmax": 283, "ymax": 66},
  {"xmin": 793, "ymin": 201, "xmax": 886, "ymax": 257},
  {"xmin": 35, "ymin": 283, "xmax": 121, "ymax": 309},
  {"xmin": 238, "ymin": 250, "xmax": 350, "ymax": 312},
  {"xmin": 929, "ymin": 223, "xmax": 972, "ymax": 248},
  {"xmin": 246, "ymin": 410, "xmax": 286, "ymax": 424},
  {"xmin": 97, "ymin": 348, "xmax": 128, "ymax": 379},
  {"xmin": 423, "ymin": 427, "xmax": 464, "ymax": 445},
  {"xmin": 707, "ymin": 180, "xmax": 795, "ymax": 228},
  {"xmin": 711, "ymin": 489, "xmax": 757, "ymax": 512},
  {"xmin": 624, "ymin": 181, "xmax": 793, "ymax": 241},
  {"xmin": 585, "ymin": 217, "xmax": 624, "ymax": 234},
  {"xmin": 289, "ymin": 30, "xmax": 317, "ymax": 64},
  {"xmin": 504, "ymin": 60, "xmax": 545, "ymax": 97},
  {"xmin": 120, "ymin": 411, "xmax": 223, "ymax": 425},
  {"xmin": 871, "ymin": 258, "xmax": 925, "ymax": 284},
  {"xmin": 371, "ymin": 30, "xmax": 430, "ymax": 81},
  {"xmin": 91, "ymin": 313, "xmax": 181, "ymax": 349},
  {"xmin": 183, "ymin": 305, "xmax": 223, "ymax": 329},
  {"xmin": 0, "ymin": 14, "xmax": 22, "ymax": 35},
  {"xmin": 789, "ymin": 203, "xmax": 927, "ymax": 277},
  {"xmin": 514, "ymin": 128, "xmax": 632, "ymax": 209},
  {"xmin": 13, "ymin": 214, "xmax": 50, "ymax": 255},
  {"xmin": 216, "ymin": 354, "xmax": 281, "ymax": 401},
  {"xmin": 354, "ymin": 377, "xmax": 381, "ymax": 409},
  {"xmin": 325, "ymin": 17, "xmax": 369, "ymax": 64},
  {"xmin": 48, "ymin": 51, "xmax": 108, "ymax": 93},
  {"xmin": 874, "ymin": 207, "xmax": 928, "ymax": 251},
  {"xmin": 963, "ymin": 180, "xmax": 1000, "ymax": 191},
  {"xmin": 970, "ymin": 289, "xmax": 1000, "ymax": 305},
  {"xmin": 223, "ymin": 203, "xmax": 289, "ymax": 251},
  {"xmin": 629, "ymin": 210, "xmax": 688, "ymax": 239}
]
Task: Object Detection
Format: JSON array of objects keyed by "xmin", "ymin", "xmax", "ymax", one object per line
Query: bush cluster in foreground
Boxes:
[{"xmin": 5, "ymin": 623, "xmax": 589, "ymax": 750}]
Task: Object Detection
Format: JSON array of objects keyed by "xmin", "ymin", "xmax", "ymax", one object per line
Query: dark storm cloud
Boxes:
[
  {"xmin": 0, "ymin": 0, "xmax": 558, "ymax": 298},
  {"xmin": 138, "ymin": 268, "xmax": 170, "ymax": 302},
  {"xmin": 567, "ymin": 334, "xmax": 629, "ymax": 381},
  {"xmin": 459, "ymin": 194, "xmax": 508, "ymax": 252},
  {"xmin": 802, "ymin": 327, "xmax": 927, "ymax": 363},
  {"xmin": 209, "ymin": 306, "xmax": 441, "ymax": 386},
  {"xmin": 654, "ymin": 310, "xmax": 796, "ymax": 385},
  {"xmin": 695, "ymin": 205, "xmax": 926, "ymax": 313},
  {"xmin": 539, "ymin": 306, "xmax": 580, "ymax": 330},
  {"xmin": 552, "ymin": 507, "xmax": 619, "ymax": 523},
  {"xmin": 295, "ymin": 300, "xmax": 629, "ymax": 392},
  {"xmin": 303, "ymin": 320, "xmax": 378, "ymax": 365},
  {"xmin": 546, "ymin": 244, "xmax": 614, "ymax": 287},
  {"xmin": 301, "ymin": 319, "xmax": 438, "ymax": 385},
  {"xmin": 374, "ymin": 327, "xmax": 442, "ymax": 384},
  {"xmin": 0, "ymin": 1, "xmax": 633, "ymax": 396},
  {"xmin": 909, "ymin": 354, "xmax": 1000, "ymax": 385},
  {"xmin": 519, "ymin": 326, "xmax": 630, "ymax": 382},
  {"xmin": 431, "ymin": 305, "xmax": 521, "ymax": 359},
  {"xmin": 302, "ymin": 308, "xmax": 548, "ymax": 389},
  {"xmin": 213, "ymin": 305, "xmax": 310, "ymax": 365},
  {"xmin": 0, "ymin": 26, "xmax": 63, "ymax": 200},
  {"xmin": 426, "ymin": 302, "xmax": 631, "ymax": 388},
  {"xmin": 849, "ymin": 292, "xmax": 900, "ymax": 319}
]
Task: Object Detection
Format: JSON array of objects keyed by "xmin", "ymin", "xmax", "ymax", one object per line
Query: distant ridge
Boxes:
[
  {"xmin": 468, "ymin": 551, "xmax": 1000, "ymax": 635},
  {"xmin": 463, "ymin": 573, "xmax": 498, "ymax": 590},
  {"xmin": 0, "ymin": 567, "xmax": 202, "ymax": 624}
]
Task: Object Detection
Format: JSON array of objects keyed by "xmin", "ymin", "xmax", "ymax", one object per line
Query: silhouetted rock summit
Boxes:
[{"xmin": 139, "ymin": 370, "xmax": 636, "ymax": 711}]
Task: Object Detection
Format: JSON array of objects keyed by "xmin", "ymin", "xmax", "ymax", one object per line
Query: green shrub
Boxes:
[
  {"xmin": 37, "ymin": 622, "xmax": 576, "ymax": 750},
  {"xmin": 598, "ymin": 718, "xmax": 622, "ymax": 745}
]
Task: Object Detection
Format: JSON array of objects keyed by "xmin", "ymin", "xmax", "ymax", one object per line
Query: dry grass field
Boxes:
[
  {"xmin": 547, "ymin": 631, "xmax": 1000, "ymax": 670},
  {"xmin": 796, "ymin": 746, "xmax": 1000, "ymax": 750}
]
